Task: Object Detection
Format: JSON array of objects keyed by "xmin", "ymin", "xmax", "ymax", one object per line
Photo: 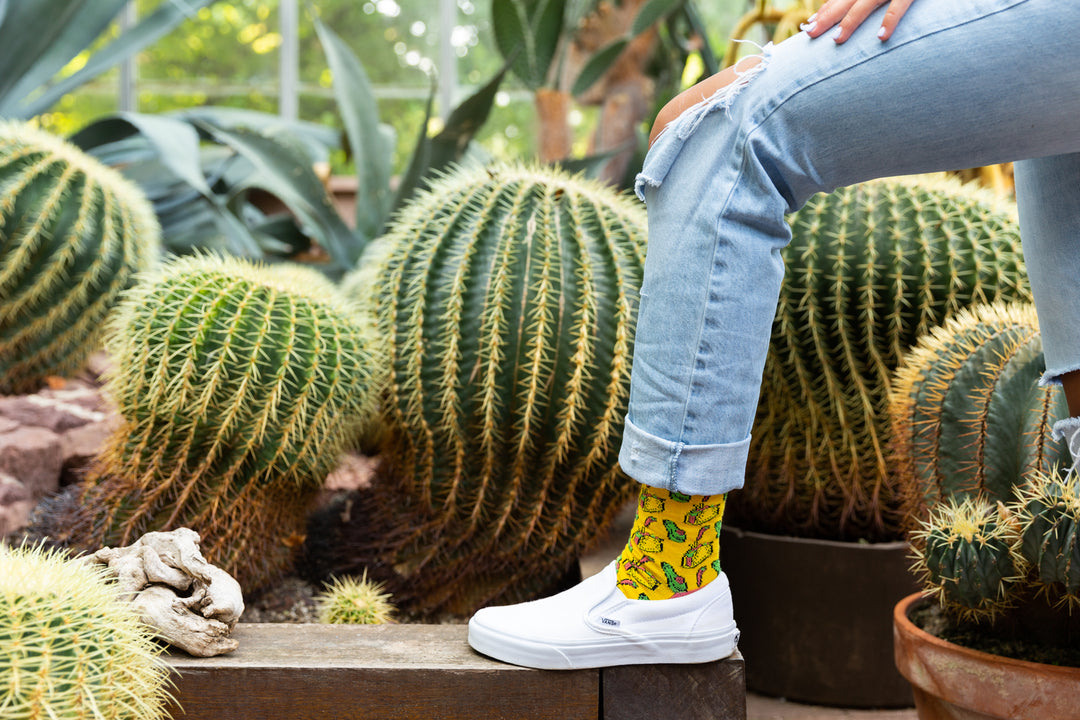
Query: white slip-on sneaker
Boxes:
[{"xmin": 467, "ymin": 560, "xmax": 740, "ymax": 670}]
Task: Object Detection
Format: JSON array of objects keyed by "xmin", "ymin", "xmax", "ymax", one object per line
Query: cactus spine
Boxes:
[
  {"xmin": 316, "ymin": 572, "xmax": 396, "ymax": 625},
  {"xmin": 346, "ymin": 163, "xmax": 646, "ymax": 614},
  {"xmin": 892, "ymin": 303, "xmax": 1077, "ymax": 620},
  {"xmin": 0, "ymin": 543, "xmax": 171, "ymax": 720},
  {"xmin": 0, "ymin": 121, "xmax": 159, "ymax": 393},
  {"xmin": 736, "ymin": 175, "xmax": 1032, "ymax": 540},
  {"xmin": 51, "ymin": 254, "xmax": 380, "ymax": 590}
]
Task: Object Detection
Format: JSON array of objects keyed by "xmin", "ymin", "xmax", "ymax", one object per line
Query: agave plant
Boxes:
[
  {"xmin": 892, "ymin": 302, "xmax": 1078, "ymax": 622},
  {"xmin": 332, "ymin": 162, "xmax": 647, "ymax": 615},
  {"xmin": 0, "ymin": 0, "xmax": 214, "ymax": 120},
  {"xmin": 731, "ymin": 175, "xmax": 1033, "ymax": 541}
]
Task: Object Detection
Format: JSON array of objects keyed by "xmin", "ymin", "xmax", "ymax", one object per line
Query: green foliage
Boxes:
[
  {"xmin": 894, "ymin": 303, "xmax": 1078, "ymax": 621},
  {"xmin": 316, "ymin": 573, "xmax": 396, "ymax": 625},
  {"xmin": 51, "ymin": 254, "xmax": 381, "ymax": 590},
  {"xmin": 0, "ymin": 542, "xmax": 171, "ymax": 720},
  {"xmin": 342, "ymin": 162, "xmax": 646, "ymax": 615},
  {"xmin": 0, "ymin": 120, "xmax": 159, "ymax": 393},
  {"xmin": 0, "ymin": 0, "xmax": 215, "ymax": 120},
  {"xmin": 311, "ymin": 10, "xmax": 507, "ymax": 244},
  {"xmin": 731, "ymin": 176, "xmax": 1033, "ymax": 542},
  {"xmin": 73, "ymin": 108, "xmax": 356, "ymax": 271}
]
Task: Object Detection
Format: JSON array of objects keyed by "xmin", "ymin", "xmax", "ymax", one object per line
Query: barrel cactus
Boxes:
[
  {"xmin": 733, "ymin": 175, "xmax": 1032, "ymax": 541},
  {"xmin": 0, "ymin": 542, "xmax": 171, "ymax": 720},
  {"xmin": 0, "ymin": 120, "xmax": 159, "ymax": 393},
  {"xmin": 892, "ymin": 302, "xmax": 1077, "ymax": 620},
  {"xmin": 339, "ymin": 163, "xmax": 647, "ymax": 615},
  {"xmin": 42, "ymin": 254, "xmax": 381, "ymax": 590},
  {"xmin": 890, "ymin": 302, "xmax": 1067, "ymax": 508}
]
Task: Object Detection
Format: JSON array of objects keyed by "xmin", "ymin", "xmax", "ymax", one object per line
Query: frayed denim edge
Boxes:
[
  {"xmin": 1039, "ymin": 361, "xmax": 1080, "ymax": 387},
  {"xmin": 1052, "ymin": 416, "xmax": 1080, "ymax": 442},
  {"xmin": 634, "ymin": 42, "xmax": 773, "ymax": 202}
]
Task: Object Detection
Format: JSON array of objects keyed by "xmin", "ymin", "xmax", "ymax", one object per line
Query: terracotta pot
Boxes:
[
  {"xmin": 720, "ymin": 526, "xmax": 918, "ymax": 707},
  {"xmin": 893, "ymin": 593, "xmax": 1080, "ymax": 720}
]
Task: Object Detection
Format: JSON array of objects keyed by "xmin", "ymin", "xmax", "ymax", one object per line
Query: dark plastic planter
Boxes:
[
  {"xmin": 720, "ymin": 525, "xmax": 918, "ymax": 708},
  {"xmin": 894, "ymin": 593, "xmax": 1080, "ymax": 720}
]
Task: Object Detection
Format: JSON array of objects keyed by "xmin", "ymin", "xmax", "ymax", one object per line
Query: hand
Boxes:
[{"xmin": 804, "ymin": 0, "xmax": 916, "ymax": 44}]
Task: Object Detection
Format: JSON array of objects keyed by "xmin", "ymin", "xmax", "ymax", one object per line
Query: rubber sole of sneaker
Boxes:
[{"xmin": 467, "ymin": 620, "xmax": 741, "ymax": 670}]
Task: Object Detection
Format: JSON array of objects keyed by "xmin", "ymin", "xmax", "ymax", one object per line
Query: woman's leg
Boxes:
[
  {"xmin": 470, "ymin": 0, "xmax": 1080, "ymax": 670},
  {"xmin": 1014, "ymin": 154, "xmax": 1080, "ymax": 460},
  {"xmin": 621, "ymin": 0, "xmax": 1080, "ymax": 497}
]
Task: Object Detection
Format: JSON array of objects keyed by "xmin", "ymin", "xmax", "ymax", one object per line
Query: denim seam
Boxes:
[{"xmin": 669, "ymin": 442, "xmax": 683, "ymax": 492}]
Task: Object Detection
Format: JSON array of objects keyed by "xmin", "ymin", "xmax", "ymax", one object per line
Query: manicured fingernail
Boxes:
[
  {"xmin": 807, "ymin": 13, "xmax": 817, "ymax": 23},
  {"xmin": 877, "ymin": 25, "xmax": 887, "ymax": 39},
  {"xmin": 802, "ymin": 21, "xmax": 817, "ymax": 33},
  {"xmin": 831, "ymin": 27, "xmax": 843, "ymax": 41}
]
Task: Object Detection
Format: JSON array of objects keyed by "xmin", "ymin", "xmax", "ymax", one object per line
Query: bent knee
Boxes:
[{"xmin": 649, "ymin": 57, "xmax": 764, "ymax": 147}]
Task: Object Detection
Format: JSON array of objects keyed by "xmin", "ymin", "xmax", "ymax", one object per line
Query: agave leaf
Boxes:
[
  {"xmin": 631, "ymin": 0, "xmax": 683, "ymax": 37},
  {"xmin": 312, "ymin": 11, "xmax": 393, "ymax": 243},
  {"xmin": 0, "ymin": 0, "xmax": 117, "ymax": 115},
  {"xmin": 492, "ymin": 0, "xmax": 567, "ymax": 89},
  {"xmin": 570, "ymin": 39, "xmax": 628, "ymax": 97},
  {"xmin": 20, "ymin": 0, "xmax": 215, "ymax": 119},
  {"xmin": 394, "ymin": 63, "xmax": 509, "ymax": 214},
  {"xmin": 195, "ymin": 120, "xmax": 362, "ymax": 270},
  {"xmin": 72, "ymin": 113, "xmax": 212, "ymax": 197}
]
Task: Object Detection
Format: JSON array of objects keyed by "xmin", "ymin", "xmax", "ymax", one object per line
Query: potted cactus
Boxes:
[
  {"xmin": 889, "ymin": 302, "xmax": 1080, "ymax": 720},
  {"xmin": 719, "ymin": 175, "xmax": 1034, "ymax": 706}
]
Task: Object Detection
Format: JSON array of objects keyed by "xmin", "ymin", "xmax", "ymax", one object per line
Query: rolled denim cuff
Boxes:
[{"xmin": 618, "ymin": 415, "xmax": 750, "ymax": 495}]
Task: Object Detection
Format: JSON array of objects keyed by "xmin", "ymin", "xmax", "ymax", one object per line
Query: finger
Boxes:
[
  {"xmin": 831, "ymin": 0, "xmax": 889, "ymax": 44},
  {"xmin": 803, "ymin": 0, "xmax": 857, "ymax": 39},
  {"xmin": 876, "ymin": 0, "xmax": 916, "ymax": 41}
]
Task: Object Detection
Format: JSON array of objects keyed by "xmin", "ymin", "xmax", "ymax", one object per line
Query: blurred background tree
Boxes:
[{"xmin": 38, "ymin": 0, "xmax": 758, "ymax": 176}]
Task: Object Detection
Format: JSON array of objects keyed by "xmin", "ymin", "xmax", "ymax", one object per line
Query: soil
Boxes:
[{"xmin": 909, "ymin": 596, "xmax": 1080, "ymax": 668}]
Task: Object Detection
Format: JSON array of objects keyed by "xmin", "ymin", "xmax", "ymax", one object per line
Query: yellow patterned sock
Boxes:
[{"xmin": 615, "ymin": 486, "xmax": 726, "ymax": 600}]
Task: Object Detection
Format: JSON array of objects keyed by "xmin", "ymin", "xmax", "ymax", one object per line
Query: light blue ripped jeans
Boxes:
[{"xmin": 618, "ymin": 0, "xmax": 1080, "ymax": 496}]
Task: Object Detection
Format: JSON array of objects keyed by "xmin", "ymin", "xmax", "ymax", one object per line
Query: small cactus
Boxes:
[
  {"xmin": 42, "ymin": 254, "xmax": 381, "ymax": 590},
  {"xmin": 0, "ymin": 120, "xmax": 159, "ymax": 393},
  {"xmin": 911, "ymin": 496, "xmax": 1022, "ymax": 621},
  {"xmin": 737, "ymin": 175, "xmax": 1031, "ymax": 540},
  {"xmin": 339, "ymin": 162, "xmax": 647, "ymax": 615},
  {"xmin": 316, "ymin": 573, "xmax": 396, "ymax": 625},
  {"xmin": 1015, "ymin": 470, "xmax": 1080, "ymax": 604},
  {"xmin": 0, "ymin": 542, "xmax": 171, "ymax": 720}
]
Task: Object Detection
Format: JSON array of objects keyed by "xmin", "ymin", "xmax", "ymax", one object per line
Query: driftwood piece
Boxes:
[{"xmin": 88, "ymin": 528, "xmax": 244, "ymax": 657}]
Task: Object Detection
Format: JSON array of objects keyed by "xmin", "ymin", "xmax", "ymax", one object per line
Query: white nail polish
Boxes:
[
  {"xmin": 807, "ymin": 12, "xmax": 817, "ymax": 23},
  {"xmin": 803, "ymin": 21, "xmax": 817, "ymax": 33},
  {"xmin": 877, "ymin": 26, "xmax": 887, "ymax": 39},
  {"xmin": 831, "ymin": 27, "xmax": 843, "ymax": 41}
]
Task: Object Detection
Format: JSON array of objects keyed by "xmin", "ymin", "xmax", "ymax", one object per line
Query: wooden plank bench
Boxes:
[{"xmin": 164, "ymin": 623, "xmax": 745, "ymax": 720}]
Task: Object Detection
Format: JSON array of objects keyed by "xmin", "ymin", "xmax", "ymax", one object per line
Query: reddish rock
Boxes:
[
  {"xmin": 0, "ymin": 392, "xmax": 106, "ymax": 432},
  {"xmin": 325, "ymin": 453, "xmax": 376, "ymax": 491},
  {"xmin": 0, "ymin": 472, "xmax": 33, "ymax": 537},
  {"xmin": 0, "ymin": 416, "xmax": 18, "ymax": 435},
  {"xmin": 60, "ymin": 416, "xmax": 119, "ymax": 485},
  {"xmin": 0, "ymin": 426, "xmax": 63, "ymax": 500}
]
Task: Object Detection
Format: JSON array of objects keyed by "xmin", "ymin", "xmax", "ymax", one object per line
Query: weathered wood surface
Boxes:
[
  {"xmin": 165, "ymin": 623, "xmax": 745, "ymax": 720},
  {"xmin": 604, "ymin": 652, "xmax": 746, "ymax": 720},
  {"xmin": 165, "ymin": 623, "xmax": 597, "ymax": 720}
]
